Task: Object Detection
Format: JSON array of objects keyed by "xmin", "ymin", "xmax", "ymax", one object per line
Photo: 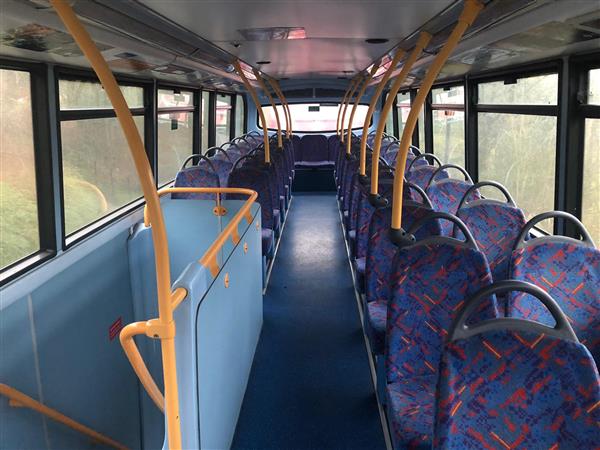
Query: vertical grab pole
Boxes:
[
  {"xmin": 267, "ymin": 78, "xmax": 291, "ymax": 138},
  {"xmin": 336, "ymin": 77, "xmax": 357, "ymax": 138},
  {"xmin": 273, "ymin": 80, "xmax": 293, "ymax": 138},
  {"xmin": 48, "ymin": 1, "xmax": 182, "ymax": 448},
  {"xmin": 340, "ymin": 75, "xmax": 364, "ymax": 143},
  {"xmin": 390, "ymin": 0, "xmax": 484, "ymax": 232},
  {"xmin": 253, "ymin": 69, "xmax": 283, "ymax": 149},
  {"xmin": 234, "ymin": 61, "xmax": 270, "ymax": 164},
  {"xmin": 345, "ymin": 63, "xmax": 380, "ymax": 156},
  {"xmin": 369, "ymin": 32, "xmax": 432, "ymax": 198},
  {"xmin": 359, "ymin": 48, "xmax": 405, "ymax": 178}
]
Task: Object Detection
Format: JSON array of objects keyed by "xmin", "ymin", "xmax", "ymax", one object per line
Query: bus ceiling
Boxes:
[{"xmin": 0, "ymin": 0, "xmax": 598, "ymax": 91}]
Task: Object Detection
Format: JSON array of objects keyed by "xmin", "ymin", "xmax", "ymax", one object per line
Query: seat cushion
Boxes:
[
  {"xmin": 366, "ymin": 299, "xmax": 387, "ymax": 355},
  {"xmin": 261, "ymin": 228, "xmax": 274, "ymax": 259},
  {"xmin": 386, "ymin": 377, "xmax": 436, "ymax": 450},
  {"xmin": 295, "ymin": 160, "xmax": 333, "ymax": 168}
]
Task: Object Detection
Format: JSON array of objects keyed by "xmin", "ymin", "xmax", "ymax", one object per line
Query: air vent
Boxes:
[{"xmin": 283, "ymin": 88, "xmax": 314, "ymax": 98}]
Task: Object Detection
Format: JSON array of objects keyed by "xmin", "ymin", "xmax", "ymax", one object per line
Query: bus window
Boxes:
[
  {"xmin": 432, "ymin": 85, "xmax": 465, "ymax": 167},
  {"xmin": 215, "ymin": 94, "xmax": 232, "ymax": 147},
  {"xmin": 59, "ymin": 79, "xmax": 144, "ymax": 237},
  {"xmin": 582, "ymin": 68, "xmax": 599, "ymax": 242},
  {"xmin": 589, "ymin": 69, "xmax": 599, "ymax": 105},
  {"xmin": 262, "ymin": 103, "xmax": 369, "ymax": 133},
  {"xmin": 235, "ymin": 94, "xmax": 245, "ymax": 137},
  {"xmin": 157, "ymin": 88, "xmax": 194, "ymax": 186},
  {"xmin": 477, "ymin": 73, "xmax": 558, "ymax": 231},
  {"xmin": 201, "ymin": 91, "xmax": 210, "ymax": 151},
  {"xmin": 0, "ymin": 69, "xmax": 40, "ymax": 269}
]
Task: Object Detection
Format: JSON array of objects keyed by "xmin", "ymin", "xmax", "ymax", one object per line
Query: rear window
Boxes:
[{"xmin": 260, "ymin": 103, "xmax": 369, "ymax": 133}]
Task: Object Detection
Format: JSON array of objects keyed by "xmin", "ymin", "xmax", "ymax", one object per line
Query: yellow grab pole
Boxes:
[
  {"xmin": 359, "ymin": 48, "xmax": 405, "ymax": 176},
  {"xmin": 370, "ymin": 32, "xmax": 431, "ymax": 196},
  {"xmin": 345, "ymin": 63, "xmax": 380, "ymax": 156},
  {"xmin": 267, "ymin": 78, "xmax": 291, "ymax": 138},
  {"xmin": 49, "ymin": 2, "xmax": 183, "ymax": 448},
  {"xmin": 274, "ymin": 80, "xmax": 293, "ymax": 138},
  {"xmin": 340, "ymin": 75, "xmax": 364, "ymax": 143},
  {"xmin": 337, "ymin": 76, "xmax": 360, "ymax": 138},
  {"xmin": 253, "ymin": 69, "xmax": 282, "ymax": 149},
  {"xmin": 391, "ymin": 0, "xmax": 484, "ymax": 230},
  {"xmin": 234, "ymin": 61, "xmax": 270, "ymax": 163}
]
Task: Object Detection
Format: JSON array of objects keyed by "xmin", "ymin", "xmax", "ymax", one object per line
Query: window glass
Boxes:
[
  {"xmin": 385, "ymin": 102, "xmax": 394, "ymax": 136},
  {"xmin": 201, "ymin": 91, "xmax": 210, "ymax": 152},
  {"xmin": 59, "ymin": 79, "xmax": 143, "ymax": 109},
  {"xmin": 158, "ymin": 89, "xmax": 193, "ymax": 108},
  {"xmin": 396, "ymin": 92, "xmax": 410, "ymax": 138},
  {"xmin": 157, "ymin": 112, "xmax": 193, "ymax": 185},
  {"xmin": 433, "ymin": 109, "xmax": 465, "ymax": 167},
  {"xmin": 582, "ymin": 118, "xmax": 599, "ymax": 243},
  {"xmin": 235, "ymin": 94, "xmax": 245, "ymax": 137},
  {"xmin": 0, "ymin": 69, "xmax": 40, "ymax": 268},
  {"xmin": 61, "ymin": 117, "xmax": 144, "ymax": 235},
  {"xmin": 432, "ymin": 85, "xmax": 464, "ymax": 105},
  {"xmin": 216, "ymin": 94, "xmax": 232, "ymax": 147},
  {"xmin": 262, "ymin": 103, "xmax": 370, "ymax": 133},
  {"xmin": 478, "ymin": 74, "xmax": 558, "ymax": 105},
  {"xmin": 588, "ymin": 68, "xmax": 600, "ymax": 105},
  {"xmin": 478, "ymin": 113, "xmax": 557, "ymax": 230},
  {"xmin": 418, "ymin": 108, "xmax": 425, "ymax": 152}
]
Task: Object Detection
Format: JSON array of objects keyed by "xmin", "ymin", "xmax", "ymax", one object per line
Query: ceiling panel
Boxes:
[{"xmin": 138, "ymin": 0, "xmax": 455, "ymax": 78}]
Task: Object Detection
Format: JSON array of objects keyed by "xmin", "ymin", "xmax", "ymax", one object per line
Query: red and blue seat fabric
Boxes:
[
  {"xmin": 243, "ymin": 154, "xmax": 284, "ymax": 229},
  {"xmin": 425, "ymin": 165, "xmax": 478, "ymax": 236},
  {"xmin": 363, "ymin": 203, "xmax": 441, "ymax": 355},
  {"xmin": 434, "ymin": 280, "xmax": 600, "ymax": 449},
  {"xmin": 508, "ymin": 211, "xmax": 600, "ymax": 364},
  {"xmin": 405, "ymin": 154, "xmax": 448, "ymax": 191},
  {"xmin": 295, "ymin": 134, "xmax": 332, "ymax": 168},
  {"xmin": 456, "ymin": 181, "xmax": 526, "ymax": 288},
  {"xmin": 385, "ymin": 213, "xmax": 498, "ymax": 449},
  {"xmin": 227, "ymin": 167, "xmax": 276, "ymax": 259},
  {"xmin": 173, "ymin": 158, "xmax": 221, "ymax": 200}
]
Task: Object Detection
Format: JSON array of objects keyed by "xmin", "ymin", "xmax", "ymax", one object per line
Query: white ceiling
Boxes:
[{"xmin": 138, "ymin": 0, "xmax": 455, "ymax": 78}]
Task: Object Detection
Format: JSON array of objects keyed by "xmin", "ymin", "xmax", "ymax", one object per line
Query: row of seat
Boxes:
[{"xmin": 334, "ymin": 133, "xmax": 600, "ymax": 448}]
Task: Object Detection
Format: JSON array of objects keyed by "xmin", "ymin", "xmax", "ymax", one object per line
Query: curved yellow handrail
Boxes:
[
  {"xmin": 267, "ymin": 78, "xmax": 291, "ymax": 138},
  {"xmin": 271, "ymin": 79, "xmax": 293, "ymax": 138},
  {"xmin": 340, "ymin": 75, "xmax": 364, "ymax": 143},
  {"xmin": 253, "ymin": 69, "xmax": 282, "ymax": 149},
  {"xmin": 345, "ymin": 63, "xmax": 380, "ymax": 156},
  {"xmin": 49, "ymin": 2, "xmax": 182, "ymax": 447},
  {"xmin": 391, "ymin": 0, "xmax": 484, "ymax": 230},
  {"xmin": 0, "ymin": 384, "xmax": 128, "ymax": 450},
  {"xmin": 370, "ymin": 32, "xmax": 431, "ymax": 195},
  {"xmin": 359, "ymin": 48, "xmax": 405, "ymax": 176},
  {"xmin": 336, "ymin": 76, "xmax": 359, "ymax": 138},
  {"xmin": 234, "ymin": 61, "xmax": 270, "ymax": 164}
]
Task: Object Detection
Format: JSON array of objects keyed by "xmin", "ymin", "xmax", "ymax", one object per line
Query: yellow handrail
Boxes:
[
  {"xmin": 391, "ymin": 0, "xmax": 484, "ymax": 230},
  {"xmin": 253, "ymin": 69, "xmax": 283, "ymax": 149},
  {"xmin": 49, "ymin": 1, "xmax": 182, "ymax": 447},
  {"xmin": 0, "ymin": 384, "xmax": 128, "ymax": 450},
  {"xmin": 340, "ymin": 75, "xmax": 364, "ymax": 143},
  {"xmin": 336, "ymin": 76, "xmax": 359, "ymax": 138},
  {"xmin": 370, "ymin": 32, "xmax": 431, "ymax": 195},
  {"xmin": 358, "ymin": 48, "xmax": 405, "ymax": 176},
  {"xmin": 345, "ymin": 63, "xmax": 380, "ymax": 156},
  {"xmin": 267, "ymin": 77, "xmax": 291, "ymax": 138},
  {"xmin": 234, "ymin": 61, "xmax": 271, "ymax": 164},
  {"xmin": 271, "ymin": 79, "xmax": 293, "ymax": 138}
]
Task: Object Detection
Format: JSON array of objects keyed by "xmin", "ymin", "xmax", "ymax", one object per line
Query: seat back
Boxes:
[
  {"xmin": 457, "ymin": 181, "xmax": 526, "ymax": 282},
  {"xmin": 508, "ymin": 211, "xmax": 599, "ymax": 363},
  {"xmin": 173, "ymin": 165, "xmax": 221, "ymax": 200},
  {"xmin": 435, "ymin": 281, "xmax": 600, "ymax": 449},
  {"xmin": 328, "ymin": 134, "xmax": 341, "ymax": 162},
  {"xmin": 365, "ymin": 204, "xmax": 441, "ymax": 305},
  {"xmin": 227, "ymin": 167, "xmax": 274, "ymax": 229},
  {"xmin": 297, "ymin": 134, "xmax": 329, "ymax": 163},
  {"xmin": 385, "ymin": 213, "xmax": 497, "ymax": 384}
]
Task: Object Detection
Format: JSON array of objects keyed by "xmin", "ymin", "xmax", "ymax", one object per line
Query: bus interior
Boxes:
[{"xmin": 0, "ymin": 0, "xmax": 599, "ymax": 449}]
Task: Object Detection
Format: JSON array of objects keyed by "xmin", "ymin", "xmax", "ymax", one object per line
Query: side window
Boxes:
[
  {"xmin": 0, "ymin": 69, "xmax": 40, "ymax": 269},
  {"xmin": 58, "ymin": 78, "xmax": 144, "ymax": 237},
  {"xmin": 215, "ymin": 94, "xmax": 232, "ymax": 147},
  {"xmin": 234, "ymin": 94, "xmax": 245, "ymax": 137},
  {"xmin": 581, "ymin": 68, "xmax": 599, "ymax": 242},
  {"xmin": 201, "ymin": 91, "xmax": 210, "ymax": 152},
  {"xmin": 431, "ymin": 85, "xmax": 465, "ymax": 167}
]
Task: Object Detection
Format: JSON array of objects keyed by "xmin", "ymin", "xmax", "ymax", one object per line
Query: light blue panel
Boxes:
[
  {"xmin": 0, "ymin": 296, "xmax": 47, "ymax": 449},
  {"xmin": 31, "ymin": 231, "xmax": 142, "ymax": 450}
]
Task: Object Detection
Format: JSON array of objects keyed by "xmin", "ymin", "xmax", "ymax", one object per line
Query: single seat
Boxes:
[
  {"xmin": 385, "ymin": 213, "xmax": 498, "ymax": 450},
  {"xmin": 363, "ymin": 202, "xmax": 441, "ymax": 355},
  {"xmin": 405, "ymin": 154, "xmax": 448, "ymax": 190},
  {"xmin": 508, "ymin": 211, "xmax": 600, "ymax": 364},
  {"xmin": 434, "ymin": 281, "xmax": 600, "ymax": 449},
  {"xmin": 328, "ymin": 134, "xmax": 341, "ymax": 164},
  {"xmin": 173, "ymin": 155, "xmax": 221, "ymax": 200},
  {"xmin": 456, "ymin": 181, "xmax": 526, "ymax": 285},
  {"xmin": 426, "ymin": 164, "xmax": 477, "ymax": 236},
  {"xmin": 295, "ymin": 134, "xmax": 331, "ymax": 168}
]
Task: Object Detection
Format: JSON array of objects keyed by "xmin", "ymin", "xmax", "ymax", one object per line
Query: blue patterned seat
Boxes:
[
  {"xmin": 406, "ymin": 165, "xmax": 448, "ymax": 190},
  {"xmin": 173, "ymin": 166, "xmax": 220, "ymax": 200},
  {"xmin": 508, "ymin": 212, "xmax": 599, "ymax": 364},
  {"xmin": 435, "ymin": 281, "xmax": 600, "ymax": 450}
]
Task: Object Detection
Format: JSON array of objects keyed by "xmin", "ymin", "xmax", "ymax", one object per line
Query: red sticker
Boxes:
[{"xmin": 109, "ymin": 317, "xmax": 123, "ymax": 341}]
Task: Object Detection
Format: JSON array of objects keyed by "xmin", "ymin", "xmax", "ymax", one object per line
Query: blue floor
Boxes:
[{"xmin": 232, "ymin": 193, "xmax": 385, "ymax": 450}]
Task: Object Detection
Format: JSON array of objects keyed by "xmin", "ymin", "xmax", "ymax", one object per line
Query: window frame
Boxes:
[
  {"xmin": 429, "ymin": 81, "xmax": 466, "ymax": 166},
  {"xmin": 0, "ymin": 59, "xmax": 57, "ymax": 284}
]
